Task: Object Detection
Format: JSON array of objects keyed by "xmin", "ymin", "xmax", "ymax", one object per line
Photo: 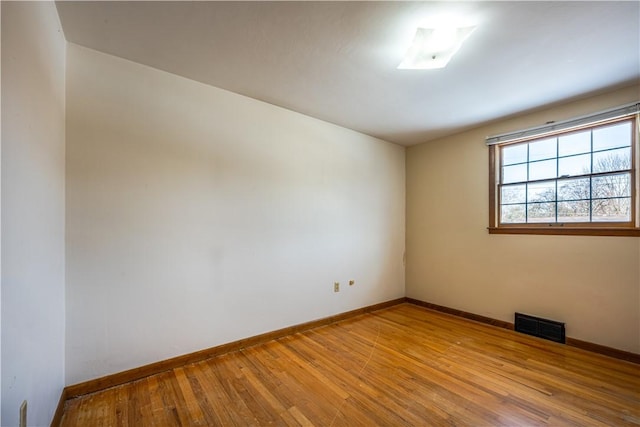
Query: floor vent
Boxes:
[{"xmin": 515, "ymin": 312, "xmax": 565, "ymax": 343}]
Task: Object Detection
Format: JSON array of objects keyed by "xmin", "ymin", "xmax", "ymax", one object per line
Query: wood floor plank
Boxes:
[
  {"xmin": 190, "ymin": 360, "xmax": 238, "ymax": 426},
  {"xmin": 113, "ymin": 382, "xmax": 128, "ymax": 427},
  {"xmin": 59, "ymin": 303, "xmax": 640, "ymax": 426},
  {"xmin": 173, "ymin": 367, "xmax": 207, "ymax": 426}
]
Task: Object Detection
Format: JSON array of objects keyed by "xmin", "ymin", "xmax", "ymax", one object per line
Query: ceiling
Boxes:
[{"xmin": 55, "ymin": 1, "xmax": 640, "ymax": 146}]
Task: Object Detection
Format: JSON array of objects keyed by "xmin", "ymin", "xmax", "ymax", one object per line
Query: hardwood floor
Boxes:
[{"xmin": 59, "ymin": 303, "xmax": 640, "ymax": 426}]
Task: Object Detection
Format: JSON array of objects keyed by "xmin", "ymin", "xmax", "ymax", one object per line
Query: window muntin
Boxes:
[{"xmin": 496, "ymin": 118, "xmax": 636, "ymax": 228}]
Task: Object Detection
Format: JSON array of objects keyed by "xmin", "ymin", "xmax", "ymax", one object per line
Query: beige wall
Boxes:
[
  {"xmin": 1, "ymin": 2, "xmax": 67, "ymax": 425},
  {"xmin": 65, "ymin": 44, "xmax": 405, "ymax": 384},
  {"xmin": 407, "ymin": 85, "xmax": 640, "ymax": 353}
]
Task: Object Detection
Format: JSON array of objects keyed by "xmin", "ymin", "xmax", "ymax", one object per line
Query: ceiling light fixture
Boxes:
[{"xmin": 398, "ymin": 26, "xmax": 476, "ymax": 70}]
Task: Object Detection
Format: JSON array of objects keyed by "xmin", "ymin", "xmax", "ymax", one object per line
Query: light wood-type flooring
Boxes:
[{"xmin": 60, "ymin": 303, "xmax": 640, "ymax": 426}]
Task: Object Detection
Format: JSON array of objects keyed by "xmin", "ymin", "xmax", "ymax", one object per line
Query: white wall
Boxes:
[
  {"xmin": 1, "ymin": 4, "xmax": 3, "ymax": 420},
  {"xmin": 1, "ymin": 2, "xmax": 66, "ymax": 426},
  {"xmin": 406, "ymin": 85, "xmax": 640, "ymax": 354},
  {"xmin": 65, "ymin": 44, "xmax": 405, "ymax": 384}
]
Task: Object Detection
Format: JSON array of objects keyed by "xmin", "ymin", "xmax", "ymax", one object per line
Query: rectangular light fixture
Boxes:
[{"xmin": 398, "ymin": 26, "xmax": 476, "ymax": 70}]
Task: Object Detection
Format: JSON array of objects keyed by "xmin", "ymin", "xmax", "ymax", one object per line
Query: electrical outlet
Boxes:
[
  {"xmin": 349, "ymin": 279, "xmax": 355, "ymax": 286},
  {"xmin": 20, "ymin": 400, "xmax": 27, "ymax": 427},
  {"xmin": 334, "ymin": 282, "xmax": 340, "ymax": 292}
]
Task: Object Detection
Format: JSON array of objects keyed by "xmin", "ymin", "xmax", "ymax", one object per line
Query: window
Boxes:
[{"xmin": 488, "ymin": 104, "xmax": 640, "ymax": 236}]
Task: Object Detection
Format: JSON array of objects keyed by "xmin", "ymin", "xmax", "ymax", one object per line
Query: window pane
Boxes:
[
  {"xmin": 494, "ymin": 117, "xmax": 636, "ymax": 231},
  {"xmin": 558, "ymin": 130, "xmax": 590, "ymax": 157},
  {"xmin": 592, "ymin": 147, "xmax": 631, "ymax": 173},
  {"xmin": 593, "ymin": 122, "xmax": 631, "ymax": 151},
  {"xmin": 503, "ymin": 163, "xmax": 527, "ymax": 184},
  {"xmin": 501, "ymin": 204, "xmax": 526, "ymax": 223},
  {"xmin": 527, "ymin": 202, "xmax": 555, "ymax": 223},
  {"xmin": 593, "ymin": 173, "xmax": 631, "ymax": 198},
  {"xmin": 529, "ymin": 138, "xmax": 556, "ymax": 161},
  {"xmin": 529, "ymin": 159, "xmax": 556, "ymax": 181},
  {"xmin": 557, "ymin": 177, "xmax": 590, "ymax": 201},
  {"xmin": 558, "ymin": 201, "xmax": 590, "ymax": 222},
  {"xmin": 501, "ymin": 184, "xmax": 526, "ymax": 204},
  {"xmin": 592, "ymin": 197, "xmax": 631, "ymax": 222},
  {"xmin": 558, "ymin": 153, "xmax": 590, "ymax": 177},
  {"xmin": 502, "ymin": 144, "xmax": 528, "ymax": 166},
  {"xmin": 527, "ymin": 180, "xmax": 555, "ymax": 203}
]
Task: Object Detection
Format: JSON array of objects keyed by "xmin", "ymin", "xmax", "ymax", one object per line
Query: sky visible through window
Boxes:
[{"xmin": 499, "ymin": 120, "xmax": 632, "ymax": 224}]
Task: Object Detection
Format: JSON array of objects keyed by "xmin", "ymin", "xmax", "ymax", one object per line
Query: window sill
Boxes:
[{"xmin": 487, "ymin": 226, "xmax": 640, "ymax": 237}]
